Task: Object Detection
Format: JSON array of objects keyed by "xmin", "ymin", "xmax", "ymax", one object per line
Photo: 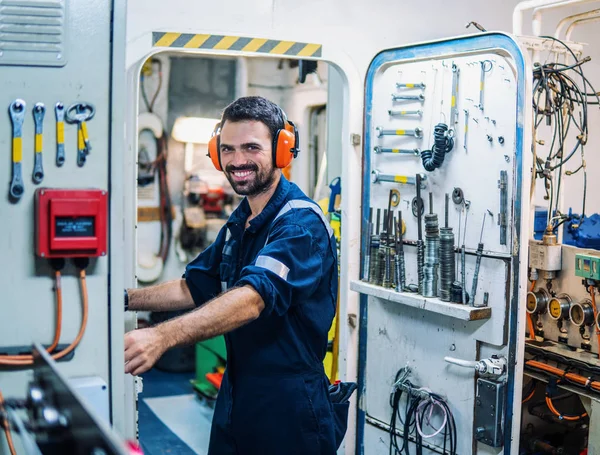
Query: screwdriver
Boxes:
[{"xmin": 471, "ymin": 213, "xmax": 487, "ymax": 305}]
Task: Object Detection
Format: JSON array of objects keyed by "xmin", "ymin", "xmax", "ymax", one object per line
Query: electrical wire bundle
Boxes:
[
  {"xmin": 140, "ymin": 57, "xmax": 173, "ymax": 264},
  {"xmin": 420, "ymin": 124, "xmax": 454, "ymax": 172},
  {"xmin": 389, "ymin": 367, "xmax": 457, "ymax": 455},
  {"xmin": 532, "ymin": 36, "xmax": 600, "ymax": 231}
]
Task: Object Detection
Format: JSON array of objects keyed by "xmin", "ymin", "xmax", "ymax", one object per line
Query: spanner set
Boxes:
[{"xmin": 7, "ymin": 99, "xmax": 95, "ymax": 201}]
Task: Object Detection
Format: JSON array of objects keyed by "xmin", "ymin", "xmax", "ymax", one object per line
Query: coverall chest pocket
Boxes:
[{"xmin": 220, "ymin": 238, "xmax": 238, "ymax": 292}]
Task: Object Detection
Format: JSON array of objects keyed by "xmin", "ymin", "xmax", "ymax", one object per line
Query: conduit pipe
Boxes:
[{"xmin": 513, "ymin": 0, "xmax": 598, "ymax": 35}]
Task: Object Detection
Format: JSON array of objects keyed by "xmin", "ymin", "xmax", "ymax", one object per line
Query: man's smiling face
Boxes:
[{"xmin": 219, "ymin": 119, "xmax": 277, "ymax": 197}]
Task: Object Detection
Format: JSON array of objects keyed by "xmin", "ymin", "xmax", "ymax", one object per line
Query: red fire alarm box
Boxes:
[{"xmin": 35, "ymin": 188, "xmax": 108, "ymax": 258}]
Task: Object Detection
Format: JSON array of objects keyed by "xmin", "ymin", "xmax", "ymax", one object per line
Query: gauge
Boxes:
[
  {"xmin": 526, "ymin": 289, "xmax": 549, "ymax": 314},
  {"xmin": 548, "ymin": 295, "xmax": 571, "ymax": 321},
  {"xmin": 570, "ymin": 300, "xmax": 595, "ymax": 327}
]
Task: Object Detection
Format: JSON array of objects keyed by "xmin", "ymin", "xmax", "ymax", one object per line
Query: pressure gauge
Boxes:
[
  {"xmin": 548, "ymin": 294, "xmax": 571, "ymax": 321},
  {"xmin": 570, "ymin": 300, "xmax": 595, "ymax": 327},
  {"xmin": 526, "ymin": 289, "xmax": 549, "ymax": 314}
]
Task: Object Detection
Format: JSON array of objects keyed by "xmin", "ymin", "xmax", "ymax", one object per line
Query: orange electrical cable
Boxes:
[
  {"xmin": 522, "ymin": 388, "xmax": 536, "ymax": 404},
  {"xmin": 526, "ymin": 280, "xmax": 537, "ymax": 340},
  {"xmin": 0, "ymin": 270, "xmax": 88, "ymax": 366},
  {"xmin": 1, "ymin": 271, "xmax": 63, "ymax": 360},
  {"xmin": 526, "ymin": 359, "xmax": 600, "ymax": 392},
  {"xmin": 588, "ymin": 286, "xmax": 600, "ymax": 359},
  {"xmin": 0, "ymin": 390, "xmax": 16, "ymax": 455},
  {"xmin": 545, "ymin": 396, "xmax": 587, "ymax": 421}
]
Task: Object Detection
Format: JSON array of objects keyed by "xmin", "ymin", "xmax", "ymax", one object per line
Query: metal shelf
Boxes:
[{"xmin": 350, "ymin": 280, "xmax": 492, "ymax": 322}]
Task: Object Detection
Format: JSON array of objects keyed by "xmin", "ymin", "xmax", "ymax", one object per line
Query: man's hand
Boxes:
[{"xmin": 124, "ymin": 327, "xmax": 168, "ymax": 375}]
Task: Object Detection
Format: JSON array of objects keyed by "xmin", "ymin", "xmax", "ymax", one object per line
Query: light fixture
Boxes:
[{"xmin": 171, "ymin": 117, "xmax": 220, "ymax": 173}]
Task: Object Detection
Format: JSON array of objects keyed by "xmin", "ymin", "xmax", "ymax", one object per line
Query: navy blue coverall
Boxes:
[{"xmin": 184, "ymin": 176, "xmax": 338, "ymax": 454}]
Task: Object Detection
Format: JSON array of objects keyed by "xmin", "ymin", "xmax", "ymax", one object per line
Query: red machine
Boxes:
[{"xmin": 35, "ymin": 188, "xmax": 108, "ymax": 258}]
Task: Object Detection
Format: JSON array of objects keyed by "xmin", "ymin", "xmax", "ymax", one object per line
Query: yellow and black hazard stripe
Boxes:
[{"xmin": 152, "ymin": 32, "xmax": 322, "ymax": 57}]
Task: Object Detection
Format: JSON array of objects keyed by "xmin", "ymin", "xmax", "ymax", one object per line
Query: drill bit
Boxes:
[{"xmin": 471, "ymin": 213, "xmax": 487, "ymax": 305}]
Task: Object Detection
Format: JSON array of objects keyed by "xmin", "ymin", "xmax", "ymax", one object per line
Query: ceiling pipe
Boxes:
[
  {"xmin": 513, "ymin": 0, "xmax": 598, "ymax": 35},
  {"xmin": 566, "ymin": 15, "xmax": 600, "ymax": 40}
]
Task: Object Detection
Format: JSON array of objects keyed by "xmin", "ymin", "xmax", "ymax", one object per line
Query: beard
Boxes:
[{"xmin": 224, "ymin": 162, "xmax": 277, "ymax": 196}]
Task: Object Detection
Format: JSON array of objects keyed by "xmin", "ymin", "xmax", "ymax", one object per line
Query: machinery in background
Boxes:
[{"xmin": 0, "ymin": 343, "xmax": 136, "ymax": 455}]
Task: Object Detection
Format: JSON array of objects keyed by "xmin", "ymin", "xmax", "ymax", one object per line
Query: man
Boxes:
[{"xmin": 124, "ymin": 96, "xmax": 339, "ymax": 454}]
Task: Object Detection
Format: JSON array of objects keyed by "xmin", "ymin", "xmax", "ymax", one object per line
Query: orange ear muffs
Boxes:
[
  {"xmin": 273, "ymin": 119, "xmax": 300, "ymax": 169},
  {"xmin": 207, "ymin": 123, "xmax": 223, "ymax": 171}
]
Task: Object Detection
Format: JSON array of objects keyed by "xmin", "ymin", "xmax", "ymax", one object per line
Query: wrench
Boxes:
[
  {"xmin": 9, "ymin": 99, "xmax": 26, "ymax": 200},
  {"xmin": 66, "ymin": 102, "xmax": 95, "ymax": 154},
  {"xmin": 55, "ymin": 102, "xmax": 65, "ymax": 166},
  {"xmin": 32, "ymin": 103, "xmax": 45, "ymax": 184}
]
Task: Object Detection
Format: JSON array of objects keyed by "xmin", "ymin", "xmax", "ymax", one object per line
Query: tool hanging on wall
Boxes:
[
  {"xmin": 9, "ymin": 99, "xmax": 25, "ymax": 201},
  {"xmin": 477, "ymin": 60, "xmax": 492, "ymax": 111},
  {"xmin": 498, "ymin": 170, "xmax": 508, "ymax": 245},
  {"xmin": 423, "ymin": 192, "xmax": 440, "ymax": 298},
  {"xmin": 376, "ymin": 127, "xmax": 423, "ymax": 138},
  {"xmin": 463, "ymin": 109, "xmax": 469, "ymax": 150},
  {"xmin": 395, "ymin": 211, "xmax": 406, "ymax": 292},
  {"xmin": 371, "ymin": 170, "xmax": 427, "ymax": 187},
  {"xmin": 440, "ymin": 194, "xmax": 456, "ymax": 302},
  {"xmin": 471, "ymin": 212, "xmax": 487, "ymax": 306},
  {"xmin": 388, "ymin": 109, "xmax": 422, "ymax": 117},
  {"xmin": 32, "ymin": 103, "xmax": 45, "ymax": 184},
  {"xmin": 449, "ymin": 63, "xmax": 460, "ymax": 128},
  {"xmin": 461, "ymin": 202, "xmax": 470, "ymax": 305},
  {"xmin": 390, "ymin": 189, "xmax": 400, "ymax": 208},
  {"xmin": 416, "ymin": 174, "xmax": 425, "ymax": 295},
  {"xmin": 396, "ymin": 82, "xmax": 425, "ymax": 89},
  {"xmin": 420, "ymin": 123, "xmax": 454, "ymax": 171},
  {"xmin": 374, "ymin": 146, "xmax": 420, "ymax": 156},
  {"xmin": 55, "ymin": 103, "xmax": 65, "ymax": 166},
  {"xmin": 391, "ymin": 93, "xmax": 425, "ymax": 102},
  {"xmin": 362, "ymin": 208, "xmax": 373, "ymax": 281},
  {"xmin": 65, "ymin": 102, "xmax": 95, "ymax": 167}
]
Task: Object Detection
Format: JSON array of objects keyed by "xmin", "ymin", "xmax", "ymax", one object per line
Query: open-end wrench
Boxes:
[
  {"xmin": 9, "ymin": 99, "xmax": 26, "ymax": 200},
  {"xmin": 55, "ymin": 102, "xmax": 65, "ymax": 166},
  {"xmin": 32, "ymin": 103, "xmax": 45, "ymax": 184}
]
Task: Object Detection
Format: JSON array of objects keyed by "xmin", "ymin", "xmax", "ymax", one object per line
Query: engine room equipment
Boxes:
[
  {"xmin": 0, "ymin": 343, "xmax": 131, "ymax": 455},
  {"xmin": 526, "ymin": 288, "xmax": 550, "ymax": 314},
  {"xmin": 9, "ymin": 99, "xmax": 26, "ymax": 201},
  {"xmin": 32, "ymin": 103, "xmax": 46, "ymax": 184},
  {"xmin": 35, "ymin": 188, "xmax": 108, "ymax": 258},
  {"xmin": 54, "ymin": 103, "xmax": 66, "ymax": 167},
  {"xmin": 569, "ymin": 299, "xmax": 595, "ymax": 327},
  {"xmin": 423, "ymin": 193, "xmax": 440, "ymax": 298},
  {"xmin": 376, "ymin": 126, "xmax": 423, "ymax": 138},
  {"xmin": 471, "ymin": 213, "xmax": 487, "ymax": 306},
  {"xmin": 395, "ymin": 82, "xmax": 425, "ymax": 89},
  {"xmin": 548, "ymin": 294, "xmax": 572, "ymax": 321},
  {"xmin": 575, "ymin": 253, "xmax": 600, "ymax": 281},
  {"xmin": 529, "ymin": 226, "xmax": 562, "ymax": 280},
  {"xmin": 474, "ymin": 378, "xmax": 504, "ymax": 447}
]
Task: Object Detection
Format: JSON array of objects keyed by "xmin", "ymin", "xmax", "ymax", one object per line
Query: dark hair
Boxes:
[{"xmin": 220, "ymin": 96, "xmax": 285, "ymax": 142}]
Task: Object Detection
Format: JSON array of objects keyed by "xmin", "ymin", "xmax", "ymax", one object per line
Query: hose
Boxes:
[
  {"xmin": 545, "ymin": 396, "xmax": 587, "ymax": 421},
  {"xmin": 421, "ymin": 124, "xmax": 454, "ymax": 172},
  {"xmin": 0, "ymin": 269, "xmax": 88, "ymax": 366},
  {"xmin": 589, "ymin": 286, "xmax": 600, "ymax": 359},
  {"xmin": 525, "ymin": 359, "xmax": 600, "ymax": 393},
  {"xmin": 527, "ymin": 280, "xmax": 536, "ymax": 340},
  {"xmin": 0, "ymin": 390, "xmax": 16, "ymax": 455},
  {"xmin": 443, "ymin": 356, "xmax": 478, "ymax": 368}
]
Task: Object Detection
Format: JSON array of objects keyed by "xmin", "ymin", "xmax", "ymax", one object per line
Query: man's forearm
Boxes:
[
  {"xmin": 155, "ymin": 285, "xmax": 265, "ymax": 349},
  {"xmin": 127, "ymin": 279, "xmax": 195, "ymax": 312}
]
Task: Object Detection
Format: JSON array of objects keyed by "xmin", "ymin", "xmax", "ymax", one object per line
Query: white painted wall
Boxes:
[{"xmin": 124, "ymin": 1, "xmax": 600, "ymax": 452}]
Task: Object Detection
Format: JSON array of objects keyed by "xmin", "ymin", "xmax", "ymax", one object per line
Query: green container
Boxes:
[{"xmin": 191, "ymin": 335, "xmax": 227, "ymax": 399}]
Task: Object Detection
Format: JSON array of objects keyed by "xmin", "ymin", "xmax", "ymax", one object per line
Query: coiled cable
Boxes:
[{"xmin": 421, "ymin": 124, "xmax": 454, "ymax": 172}]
